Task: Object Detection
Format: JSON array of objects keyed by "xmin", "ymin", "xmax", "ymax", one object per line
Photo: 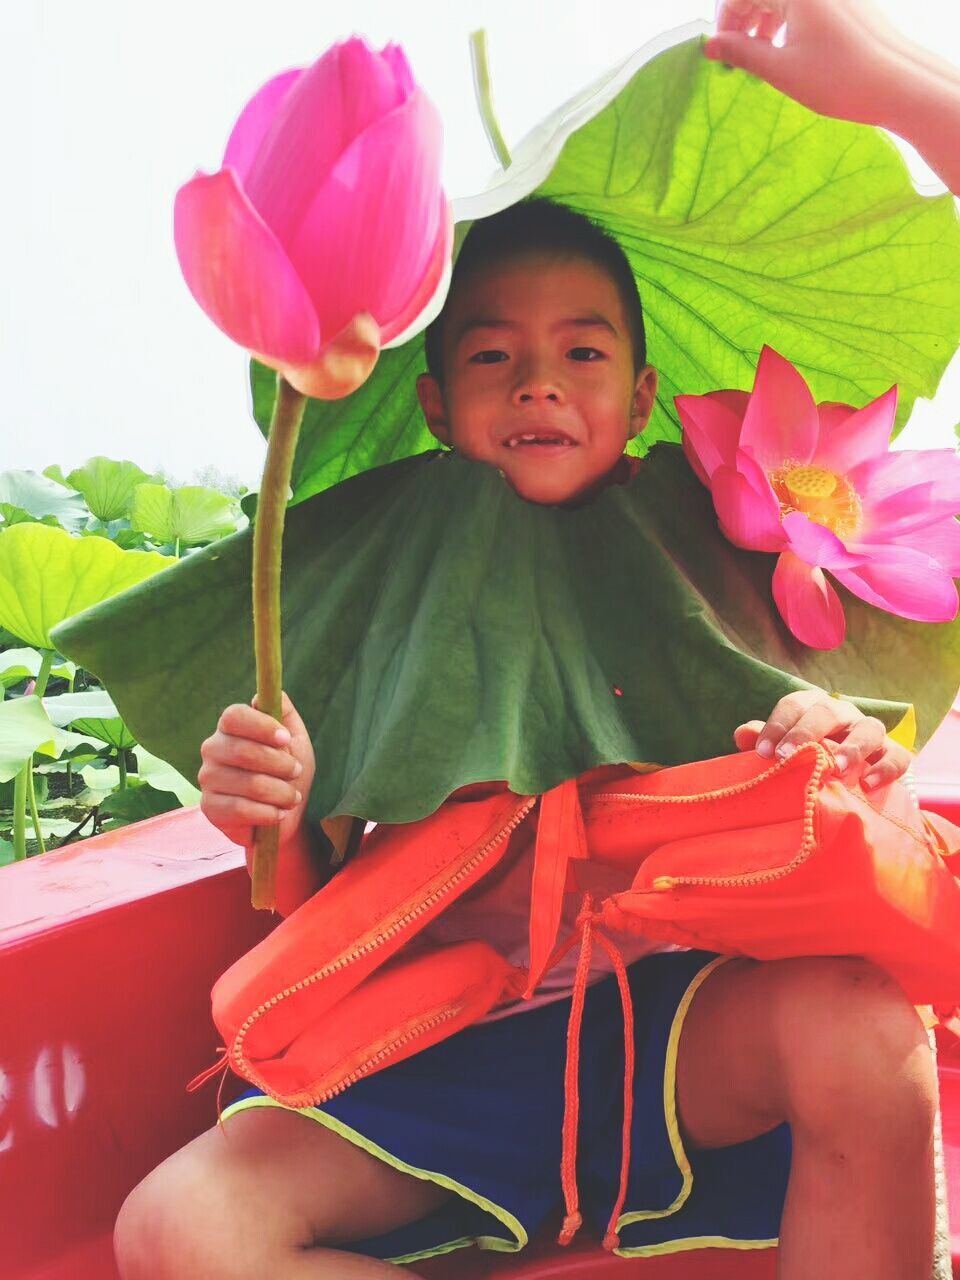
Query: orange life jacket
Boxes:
[{"xmin": 194, "ymin": 742, "xmax": 960, "ymax": 1252}]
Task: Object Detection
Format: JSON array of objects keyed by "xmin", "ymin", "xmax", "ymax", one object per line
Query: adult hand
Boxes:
[
  {"xmin": 734, "ymin": 688, "xmax": 913, "ymax": 790},
  {"xmin": 705, "ymin": 0, "xmax": 904, "ymax": 127}
]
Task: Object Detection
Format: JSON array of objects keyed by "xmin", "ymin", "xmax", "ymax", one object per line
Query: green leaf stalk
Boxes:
[{"xmin": 250, "ymin": 375, "xmax": 307, "ymax": 909}]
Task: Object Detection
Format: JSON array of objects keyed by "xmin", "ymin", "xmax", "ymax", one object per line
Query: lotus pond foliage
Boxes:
[{"xmin": 0, "ymin": 457, "xmax": 248, "ymax": 866}]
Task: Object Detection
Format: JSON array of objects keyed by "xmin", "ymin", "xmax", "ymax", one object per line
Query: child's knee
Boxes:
[
  {"xmin": 771, "ymin": 956, "xmax": 937, "ymax": 1140},
  {"xmin": 113, "ymin": 1143, "xmax": 251, "ymax": 1280},
  {"xmin": 114, "ymin": 1168, "xmax": 179, "ymax": 1280}
]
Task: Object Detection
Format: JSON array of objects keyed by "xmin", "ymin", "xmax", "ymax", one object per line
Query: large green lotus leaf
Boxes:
[
  {"xmin": 66, "ymin": 457, "xmax": 162, "ymax": 522},
  {"xmin": 0, "ymin": 695, "xmax": 63, "ymax": 781},
  {"xmin": 0, "ymin": 471, "xmax": 88, "ymax": 530},
  {"xmin": 0, "ymin": 648, "xmax": 75, "ymax": 690},
  {"xmin": 42, "ymin": 691, "xmax": 137, "ymax": 749},
  {"xmin": 130, "ymin": 484, "xmax": 241, "ymax": 547},
  {"xmin": 0, "ymin": 504, "xmax": 64, "ymax": 530},
  {"xmin": 42, "ymin": 690, "xmax": 119, "ymax": 725},
  {"xmin": 0, "ymin": 695, "xmax": 111, "ymax": 781},
  {"xmin": 132, "ymin": 745, "xmax": 200, "ymax": 806},
  {"xmin": 52, "ymin": 449, "xmax": 959, "ymax": 826},
  {"xmin": 0, "ymin": 524, "xmax": 176, "ymax": 649},
  {"xmin": 249, "ymin": 33, "xmax": 960, "ymax": 506}
]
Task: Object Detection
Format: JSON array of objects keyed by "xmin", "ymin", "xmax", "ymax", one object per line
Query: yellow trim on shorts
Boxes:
[
  {"xmin": 219, "ymin": 1094, "xmax": 527, "ymax": 1265},
  {"xmin": 612, "ymin": 952, "xmax": 779, "ymax": 1258},
  {"xmin": 615, "ymin": 1235, "xmax": 778, "ymax": 1257}
]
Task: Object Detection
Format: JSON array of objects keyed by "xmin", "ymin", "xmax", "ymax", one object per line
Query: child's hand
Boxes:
[
  {"xmin": 734, "ymin": 688, "xmax": 912, "ymax": 790},
  {"xmin": 198, "ymin": 691, "xmax": 316, "ymax": 850},
  {"xmin": 705, "ymin": 0, "xmax": 904, "ymax": 127}
]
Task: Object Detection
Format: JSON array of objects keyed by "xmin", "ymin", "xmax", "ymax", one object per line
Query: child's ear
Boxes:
[
  {"xmin": 416, "ymin": 373, "xmax": 452, "ymax": 446},
  {"xmin": 629, "ymin": 364, "xmax": 658, "ymax": 438}
]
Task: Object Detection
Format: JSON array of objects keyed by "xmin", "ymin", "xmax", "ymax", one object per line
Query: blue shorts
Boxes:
[{"xmin": 220, "ymin": 949, "xmax": 791, "ymax": 1265}]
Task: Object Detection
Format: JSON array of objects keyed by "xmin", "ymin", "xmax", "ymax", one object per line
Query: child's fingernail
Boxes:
[
  {"xmin": 862, "ymin": 773, "xmax": 879, "ymax": 790},
  {"xmin": 292, "ymin": 760, "xmax": 303, "ymax": 777},
  {"xmin": 834, "ymin": 753, "xmax": 848, "ymax": 773},
  {"xmin": 294, "ymin": 789, "xmax": 302, "ymax": 804},
  {"xmin": 776, "ymin": 742, "xmax": 796, "ymax": 759},
  {"xmin": 275, "ymin": 728, "xmax": 291, "ymax": 745},
  {"xmin": 756, "ymin": 739, "xmax": 774, "ymax": 758}
]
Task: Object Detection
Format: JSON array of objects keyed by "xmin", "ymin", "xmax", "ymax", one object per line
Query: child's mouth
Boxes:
[{"xmin": 502, "ymin": 432, "xmax": 577, "ymax": 452}]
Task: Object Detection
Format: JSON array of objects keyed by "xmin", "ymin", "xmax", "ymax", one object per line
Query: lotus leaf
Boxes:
[
  {"xmin": 130, "ymin": 484, "xmax": 242, "ymax": 548},
  {"xmin": 0, "ymin": 471, "xmax": 88, "ymax": 530},
  {"xmin": 0, "ymin": 523, "xmax": 175, "ymax": 649},
  {"xmin": 1, "ymin": 648, "xmax": 76, "ymax": 690},
  {"xmin": 66, "ymin": 457, "xmax": 162, "ymax": 523},
  {"xmin": 52, "ymin": 449, "xmax": 960, "ymax": 828}
]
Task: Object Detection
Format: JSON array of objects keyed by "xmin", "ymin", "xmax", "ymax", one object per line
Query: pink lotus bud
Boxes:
[{"xmin": 174, "ymin": 38, "xmax": 452, "ymax": 397}]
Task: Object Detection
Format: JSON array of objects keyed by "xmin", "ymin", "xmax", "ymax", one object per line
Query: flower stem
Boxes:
[
  {"xmin": 13, "ymin": 650, "xmax": 55, "ymax": 859},
  {"xmin": 250, "ymin": 374, "xmax": 307, "ymax": 910},
  {"xmin": 118, "ymin": 748, "xmax": 127, "ymax": 790},
  {"xmin": 26, "ymin": 767, "xmax": 45, "ymax": 854},
  {"xmin": 12, "ymin": 767, "xmax": 27, "ymax": 860},
  {"xmin": 469, "ymin": 30, "xmax": 512, "ymax": 170}
]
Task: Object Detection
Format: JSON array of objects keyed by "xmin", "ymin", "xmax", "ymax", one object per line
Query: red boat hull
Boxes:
[{"xmin": 3, "ymin": 705, "xmax": 958, "ymax": 1280}]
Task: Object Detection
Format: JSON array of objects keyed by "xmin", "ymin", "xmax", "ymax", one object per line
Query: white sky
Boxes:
[{"xmin": 4, "ymin": 1, "xmax": 960, "ymax": 489}]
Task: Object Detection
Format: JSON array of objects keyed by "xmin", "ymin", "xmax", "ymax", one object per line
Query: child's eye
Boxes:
[
  {"xmin": 568, "ymin": 347, "xmax": 605, "ymax": 362},
  {"xmin": 469, "ymin": 349, "xmax": 508, "ymax": 364}
]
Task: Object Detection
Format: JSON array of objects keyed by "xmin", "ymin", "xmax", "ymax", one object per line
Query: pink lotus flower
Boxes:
[
  {"xmin": 676, "ymin": 347, "xmax": 960, "ymax": 649},
  {"xmin": 174, "ymin": 38, "xmax": 452, "ymax": 398}
]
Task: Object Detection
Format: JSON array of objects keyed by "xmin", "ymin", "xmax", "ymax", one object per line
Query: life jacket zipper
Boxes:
[
  {"xmin": 231, "ymin": 794, "xmax": 537, "ymax": 1097},
  {"xmin": 588, "ymin": 741, "xmax": 831, "ymax": 890}
]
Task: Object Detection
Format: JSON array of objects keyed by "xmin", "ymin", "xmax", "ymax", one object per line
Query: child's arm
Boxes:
[{"xmin": 706, "ymin": 0, "xmax": 960, "ymax": 197}]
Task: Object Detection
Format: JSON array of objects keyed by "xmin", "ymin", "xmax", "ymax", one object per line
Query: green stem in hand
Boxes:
[
  {"xmin": 118, "ymin": 748, "xmax": 127, "ymax": 790},
  {"xmin": 250, "ymin": 374, "xmax": 307, "ymax": 910}
]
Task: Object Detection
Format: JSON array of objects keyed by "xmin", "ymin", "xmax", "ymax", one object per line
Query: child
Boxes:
[{"xmin": 114, "ymin": 2, "xmax": 958, "ymax": 1276}]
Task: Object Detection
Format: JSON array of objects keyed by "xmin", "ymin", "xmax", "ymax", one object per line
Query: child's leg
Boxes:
[
  {"xmin": 674, "ymin": 955, "xmax": 938, "ymax": 1279},
  {"xmin": 113, "ymin": 1105, "xmax": 453, "ymax": 1279}
]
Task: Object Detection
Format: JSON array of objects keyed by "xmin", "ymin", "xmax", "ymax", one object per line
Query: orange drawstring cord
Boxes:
[
  {"xmin": 591, "ymin": 929, "xmax": 635, "ymax": 1251},
  {"xmin": 550, "ymin": 894, "xmax": 636, "ymax": 1252},
  {"xmin": 557, "ymin": 893, "xmax": 595, "ymax": 1246},
  {"xmin": 186, "ymin": 1046, "xmax": 232, "ymax": 1127}
]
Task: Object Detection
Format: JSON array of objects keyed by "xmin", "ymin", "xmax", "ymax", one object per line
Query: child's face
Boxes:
[{"xmin": 416, "ymin": 252, "xmax": 658, "ymax": 505}]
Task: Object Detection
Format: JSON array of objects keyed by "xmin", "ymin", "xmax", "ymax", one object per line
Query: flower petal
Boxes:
[
  {"xmin": 885, "ymin": 517, "xmax": 960, "ymax": 575},
  {"xmin": 863, "ymin": 482, "xmax": 960, "ymax": 539},
  {"xmin": 739, "ymin": 346, "xmax": 819, "ymax": 470},
  {"xmin": 849, "ymin": 448, "xmax": 960, "ymax": 506},
  {"xmin": 675, "ymin": 390, "xmax": 749, "ymax": 483},
  {"xmin": 244, "ymin": 38, "xmax": 408, "ymax": 245},
  {"xmin": 381, "ymin": 42, "xmax": 415, "ymax": 97},
  {"xmin": 287, "ymin": 88, "xmax": 445, "ymax": 340},
  {"xmin": 378, "ymin": 194, "xmax": 453, "ymax": 345},
  {"xmin": 832, "ymin": 546, "xmax": 960, "ymax": 622},
  {"xmin": 772, "ymin": 551, "xmax": 846, "ymax": 649},
  {"xmin": 780, "ymin": 511, "xmax": 865, "ymax": 570},
  {"xmin": 223, "ymin": 68, "xmax": 303, "ymax": 183},
  {"xmin": 813, "ymin": 385, "xmax": 897, "ymax": 475},
  {"xmin": 174, "ymin": 168, "xmax": 320, "ymax": 364},
  {"xmin": 711, "ymin": 458, "xmax": 784, "ymax": 551}
]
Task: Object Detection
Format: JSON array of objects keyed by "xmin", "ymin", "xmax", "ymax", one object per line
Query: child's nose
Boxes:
[{"xmin": 511, "ymin": 359, "xmax": 564, "ymax": 404}]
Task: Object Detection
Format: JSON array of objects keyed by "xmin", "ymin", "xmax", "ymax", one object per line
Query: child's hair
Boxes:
[{"xmin": 423, "ymin": 198, "xmax": 647, "ymax": 384}]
